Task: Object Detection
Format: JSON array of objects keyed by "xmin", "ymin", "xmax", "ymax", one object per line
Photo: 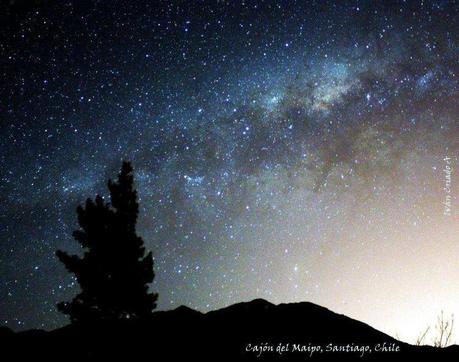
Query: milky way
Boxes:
[{"xmin": 1, "ymin": 0, "xmax": 458, "ymax": 344}]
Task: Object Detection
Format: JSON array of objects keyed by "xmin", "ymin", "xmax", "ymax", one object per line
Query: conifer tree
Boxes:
[{"xmin": 56, "ymin": 161, "xmax": 157, "ymax": 322}]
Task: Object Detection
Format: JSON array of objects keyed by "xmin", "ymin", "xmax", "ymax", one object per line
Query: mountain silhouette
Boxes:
[{"xmin": 2, "ymin": 299, "xmax": 459, "ymax": 361}]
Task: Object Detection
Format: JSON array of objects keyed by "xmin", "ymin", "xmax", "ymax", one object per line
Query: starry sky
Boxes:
[{"xmin": 1, "ymin": 0, "xmax": 458, "ymax": 344}]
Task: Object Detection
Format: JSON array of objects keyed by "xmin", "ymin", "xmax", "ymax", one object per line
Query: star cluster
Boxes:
[{"xmin": 0, "ymin": 0, "xmax": 458, "ymax": 344}]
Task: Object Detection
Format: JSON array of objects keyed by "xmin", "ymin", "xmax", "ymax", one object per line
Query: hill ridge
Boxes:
[{"xmin": 2, "ymin": 298, "xmax": 459, "ymax": 361}]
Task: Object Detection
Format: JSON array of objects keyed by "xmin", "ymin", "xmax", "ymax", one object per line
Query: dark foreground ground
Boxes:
[{"xmin": 1, "ymin": 299, "xmax": 458, "ymax": 361}]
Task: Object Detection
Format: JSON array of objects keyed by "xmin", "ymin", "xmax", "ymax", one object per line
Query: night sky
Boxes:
[{"xmin": 1, "ymin": 0, "xmax": 458, "ymax": 344}]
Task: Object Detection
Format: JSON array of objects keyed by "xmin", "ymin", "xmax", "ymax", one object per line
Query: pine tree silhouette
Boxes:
[{"xmin": 56, "ymin": 161, "xmax": 157, "ymax": 323}]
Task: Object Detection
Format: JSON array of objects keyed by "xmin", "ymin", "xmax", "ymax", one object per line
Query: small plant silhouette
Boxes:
[
  {"xmin": 415, "ymin": 311, "xmax": 455, "ymax": 347},
  {"xmin": 433, "ymin": 311, "xmax": 454, "ymax": 348},
  {"xmin": 56, "ymin": 161, "xmax": 157, "ymax": 323}
]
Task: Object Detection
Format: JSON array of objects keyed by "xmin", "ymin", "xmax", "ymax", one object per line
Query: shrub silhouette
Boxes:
[{"xmin": 56, "ymin": 161, "xmax": 157, "ymax": 323}]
